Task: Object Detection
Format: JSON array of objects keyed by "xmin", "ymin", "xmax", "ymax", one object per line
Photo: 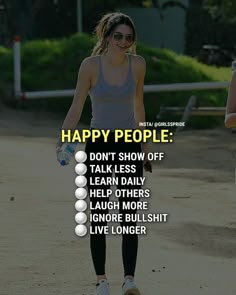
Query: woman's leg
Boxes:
[
  {"xmin": 115, "ymin": 141, "xmax": 143, "ymax": 278},
  {"xmin": 85, "ymin": 139, "xmax": 112, "ymax": 281}
]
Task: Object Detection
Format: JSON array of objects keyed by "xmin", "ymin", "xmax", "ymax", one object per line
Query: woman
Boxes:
[
  {"xmin": 57, "ymin": 12, "xmax": 148, "ymax": 295},
  {"xmin": 225, "ymin": 70, "xmax": 236, "ymax": 128}
]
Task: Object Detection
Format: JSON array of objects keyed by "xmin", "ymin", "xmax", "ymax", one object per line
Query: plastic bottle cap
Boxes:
[{"xmin": 60, "ymin": 160, "xmax": 66, "ymax": 166}]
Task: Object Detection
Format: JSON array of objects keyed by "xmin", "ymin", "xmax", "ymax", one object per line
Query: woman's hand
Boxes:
[
  {"xmin": 225, "ymin": 112, "xmax": 236, "ymax": 128},
  {"xmin": 142, "ymin": 143, "xmax": 152, "ymax": 173},
  {"xmin": 56, "ymin": 145, "xmax": 62, "ymax": 153},
  {"xmin": 56, "ymin": 144, "xmax": 62, "ymax": 164}
]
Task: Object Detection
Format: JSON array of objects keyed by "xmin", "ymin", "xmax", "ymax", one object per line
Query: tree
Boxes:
[
  {"xmin": 203, "ymin": 0, "xmax": 236, "ymax": 23},
  {"xmin": 83, "ymin": 0, "xmax": 187, "ymax": 34}
]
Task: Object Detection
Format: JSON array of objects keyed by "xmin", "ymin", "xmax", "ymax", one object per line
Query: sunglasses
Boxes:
[{"xmin": 112, "ymin": 32, "xmax": 135, "ymax": 43}]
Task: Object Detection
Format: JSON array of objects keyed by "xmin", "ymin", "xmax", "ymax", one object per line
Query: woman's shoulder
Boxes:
[
  {"xmin": 232, "ymin": 70, "xmax": 236, "ymax": 82},
  {"xmin": 129, "ymin": 54, "xmax": 146, "ymax": 72},
  {"xmin": 78, "ymin": 56, "xmax": 100, "ymax": 77},
  {"xmin": 129, "ymin": 54, "xmax": 146, "ymax": 63},
  {"xmin": 80, "ymin": 55, "xmax": 99, "ymax": 69},
  {"xmin": 228, "ymin": 70, "xmax": 236, "ymax": 91}
]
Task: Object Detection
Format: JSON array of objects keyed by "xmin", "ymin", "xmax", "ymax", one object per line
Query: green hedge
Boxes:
[{"xmin": 0, "ymin": 33, "xmax": 231, "ymax": 128}]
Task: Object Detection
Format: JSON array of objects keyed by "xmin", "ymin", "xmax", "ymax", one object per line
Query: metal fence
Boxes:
[{"xmin": 13, "ymin": 36, "xmax": 231, "ymax": 101}]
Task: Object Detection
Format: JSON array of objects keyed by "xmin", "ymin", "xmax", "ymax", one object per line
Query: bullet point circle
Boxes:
[
  {"xmin": 75, "ymin": 163, "xmax": 87, "ymax": 175},
  {"xmin": 75, "ymin": 187, "xmax": 87, "ymax": 199},
  {"xmin": 75, "ymin": 200, "xmax": 87, "ymax": 211},
  {"xmin": 75, "ymin": 224, "xmax": 87, "ymax": 237},
  {"xmin": 75, "ymin": 175, "xmax": 87, "ymax": 187},
  {"xmin": 75, "ymin": 151, "xmax": 87, "ymax": 163},
  {"xmin": 75, "ymin": 212, "xmax": 87, "ymax": 224}
]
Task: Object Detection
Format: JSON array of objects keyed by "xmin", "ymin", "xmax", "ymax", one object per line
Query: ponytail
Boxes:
[{"xmin": 91, "ymin": 13, "xmax": 114, "ymax": 56}]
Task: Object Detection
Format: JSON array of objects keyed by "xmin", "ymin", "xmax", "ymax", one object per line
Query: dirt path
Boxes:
[{"xmin": 1, "ymin": 107, "xmax": 236, "ymax": 295}]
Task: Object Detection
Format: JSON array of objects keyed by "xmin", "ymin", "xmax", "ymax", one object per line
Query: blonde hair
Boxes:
[{"xmin": 91, "ymin": 12, "xmax": 137, "ymax": 56}]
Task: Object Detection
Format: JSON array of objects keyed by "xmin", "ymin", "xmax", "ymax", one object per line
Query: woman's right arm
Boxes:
[
  {"xmin": 56, "ymin": 58, "xmax": 91, "ymax": 148},
  {"xmin": 225, "ymin": 71, "xmax": 236, "ymax": 128}
]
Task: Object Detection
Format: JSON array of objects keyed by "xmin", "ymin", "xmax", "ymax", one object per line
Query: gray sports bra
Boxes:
[{"xmin": 88, "ymin": 54, "xmax": 136, "ymax": 130}]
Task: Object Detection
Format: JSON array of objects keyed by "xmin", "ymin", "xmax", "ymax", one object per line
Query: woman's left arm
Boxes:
[
  {"xmin": 134, "ymin": 55, "xmax": 146, "ymax": 129},
  {"xmin": 133, "ymin": 55, "xmax": 149, "ymax": 166}
]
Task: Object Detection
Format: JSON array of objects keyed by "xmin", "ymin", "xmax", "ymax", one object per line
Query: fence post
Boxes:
[{"xmin": 177, "ymin": 95, "xmax": 197, "ymax": 132}]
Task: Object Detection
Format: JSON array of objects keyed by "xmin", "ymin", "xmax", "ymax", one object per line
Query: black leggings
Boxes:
[{"xmin": 85, "ymin": 133, "xmax": 143, "ymax": 277}]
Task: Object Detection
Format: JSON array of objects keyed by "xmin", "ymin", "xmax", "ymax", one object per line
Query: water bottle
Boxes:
[{"xmin": 57, "ymin": 143, "xmax": 77, "ymax": 166}]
